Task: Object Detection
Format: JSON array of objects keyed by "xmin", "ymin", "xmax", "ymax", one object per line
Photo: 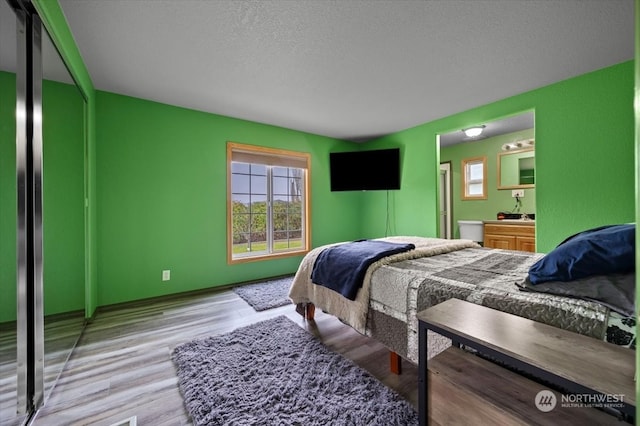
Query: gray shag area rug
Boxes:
[
  {"xmin": 172, "ymin": 316, "xmax": 418, "ymax": 426},
  {"xmin": 232, "ymin": 276, "xmax": 294, "ymax": 311}
]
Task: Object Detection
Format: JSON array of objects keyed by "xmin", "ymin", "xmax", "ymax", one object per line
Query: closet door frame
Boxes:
[{"xmin": 15, "ymin": 2, "xmax": 44, "ymax": 416}]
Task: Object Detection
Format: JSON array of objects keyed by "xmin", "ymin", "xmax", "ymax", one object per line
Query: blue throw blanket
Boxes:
[{"xmin": 310, "ymin": 239, "xmax": 416, "ymax": 300}]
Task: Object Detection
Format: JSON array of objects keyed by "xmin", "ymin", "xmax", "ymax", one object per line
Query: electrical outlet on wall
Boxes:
[
  {"xmin": 511, "ymin": 190, "xmax": 524, "ymax": 198},
  {"xmin": 162, "ymin": 270, "xmax": 171, "ymax": 281}
]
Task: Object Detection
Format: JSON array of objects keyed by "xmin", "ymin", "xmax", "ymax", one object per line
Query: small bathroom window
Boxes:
[{"xmin": 461, "ymin": 156, "xmax": 487, "ymax": 200}]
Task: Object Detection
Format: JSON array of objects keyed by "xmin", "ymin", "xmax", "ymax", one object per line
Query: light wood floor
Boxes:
[{"xmin": 30, "ymin": 287, "xmax": 419, "ymax": 425}]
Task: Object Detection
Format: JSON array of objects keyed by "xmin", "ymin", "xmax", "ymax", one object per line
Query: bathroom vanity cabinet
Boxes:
[{"xmin": 483, "ymin": 221, "xmax": 535, "ymax": 252}]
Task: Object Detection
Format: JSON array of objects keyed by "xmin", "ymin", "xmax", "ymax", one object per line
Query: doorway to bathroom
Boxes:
[
  {"xmin": 439, "ymin": 162, "xmax": 452, "ymax": 239},
  {"xmin": 437, "ymin": 111, "xmax": 535, "ymax": 240}
]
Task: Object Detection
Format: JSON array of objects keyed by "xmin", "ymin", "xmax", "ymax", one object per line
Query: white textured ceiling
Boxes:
[{"xmin": 56, "ymin": 0, "xmax": 634, "ymax": 142}]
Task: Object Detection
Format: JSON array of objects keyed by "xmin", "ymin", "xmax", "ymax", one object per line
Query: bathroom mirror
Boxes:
[{"xmin": 497, "ymin": 148, "xmax": 535, "ymax": 189}]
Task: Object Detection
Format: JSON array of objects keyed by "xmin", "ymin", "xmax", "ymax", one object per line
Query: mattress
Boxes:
[
  {"xmin": 289, "ymin": 237, "xmax": 635, "ymax": 365},
  {"xmin": 366, "ymin": 247, "xmax": 633, "ymax": 363}
]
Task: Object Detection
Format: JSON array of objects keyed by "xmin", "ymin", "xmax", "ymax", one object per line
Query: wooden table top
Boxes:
[{"xmin": 418, "ymin": 298, "xmax": 636, "ymax": 407}]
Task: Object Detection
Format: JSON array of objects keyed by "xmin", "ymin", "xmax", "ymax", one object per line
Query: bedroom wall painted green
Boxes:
[
  {"xmin": 361, "ymin": 61, "xmax": 635, "ymax": 253},
  {"xmin": 95, "ymin": 91, "xmax": 361, "ymax": 306},
  {"xmin": 96, "ymin": 61, "xmax": 633, "ymax": 308},
  {"xmin": 440, "ymin": 128, "xmax": 536, "ymax": 238}
]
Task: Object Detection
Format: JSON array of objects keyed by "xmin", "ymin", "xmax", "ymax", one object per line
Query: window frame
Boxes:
[
  {"xmin": 461, "ymin": 156, "xmax": 487, "ymax": 200},
  {"xmin": 227, "ymin": 142, "xmax": 311, "ymax": 264}
]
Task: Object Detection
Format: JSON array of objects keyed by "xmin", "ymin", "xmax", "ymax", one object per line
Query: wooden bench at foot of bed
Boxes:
[
  {"xmin": 295, "ymin": 302, "xmax": 403, "ymax": 375},
  {"xmin": 418, "ymin": 299, "xmax": 636, "ymax": 425}
]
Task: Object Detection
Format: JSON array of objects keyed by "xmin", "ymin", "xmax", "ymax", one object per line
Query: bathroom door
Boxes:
[{"xmin": 439, "ymin": 162, "xmax": 452, "ymax": 239}]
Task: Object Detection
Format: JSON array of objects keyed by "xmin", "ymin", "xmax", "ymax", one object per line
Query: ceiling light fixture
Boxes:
[{"xmin": 462, "ymin": 125, "xmax": 486, "ymax": 138}]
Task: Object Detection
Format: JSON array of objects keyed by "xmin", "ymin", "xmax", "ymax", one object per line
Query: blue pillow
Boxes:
[{"xmin": 528, "ymin": 224, "xmax": 635, "ymax": 285}]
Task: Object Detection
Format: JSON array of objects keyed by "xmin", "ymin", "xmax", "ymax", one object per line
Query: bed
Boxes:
[{"xmin": 288, "ymin": 230, "xmax": 636, "ymax": 369}]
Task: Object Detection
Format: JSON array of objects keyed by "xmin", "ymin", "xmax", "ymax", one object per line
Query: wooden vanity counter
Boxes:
[{"xmin": 483, "ymin": 220, "xmax": 535, "ymax": 252}]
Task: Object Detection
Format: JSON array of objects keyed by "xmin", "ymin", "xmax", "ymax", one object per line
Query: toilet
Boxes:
[{"xmin": 458, "ymin": 220, "xmax": 484, "ymax": 243}]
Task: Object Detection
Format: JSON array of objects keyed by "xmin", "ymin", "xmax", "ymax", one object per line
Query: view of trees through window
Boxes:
[{"xmin": 231, "ymin": 163, "xmax": 304, "ymax": 257}]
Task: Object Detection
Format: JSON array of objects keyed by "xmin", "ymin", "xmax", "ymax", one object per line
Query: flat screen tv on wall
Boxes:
[{"xmin": 329, "ymin": 148, "xmax": 401, "ymax": 191}]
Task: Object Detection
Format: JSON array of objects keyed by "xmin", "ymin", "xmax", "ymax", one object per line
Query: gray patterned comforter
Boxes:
[{"xmin": 365, "ymin": 247, "xmax": 634, "ymax": 364}]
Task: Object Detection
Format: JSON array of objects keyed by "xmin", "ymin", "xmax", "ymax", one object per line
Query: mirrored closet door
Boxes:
[
  {"xmin": 0, "ymin": 0, "xmax": 24, "ymax": 424},
  {"xmin": 0, "ymin": 1, "xmax": 87, "ymax": 424},
  {"xmin": 41, "ymin": 14, "xmax": 86, "ymax": 410}
]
